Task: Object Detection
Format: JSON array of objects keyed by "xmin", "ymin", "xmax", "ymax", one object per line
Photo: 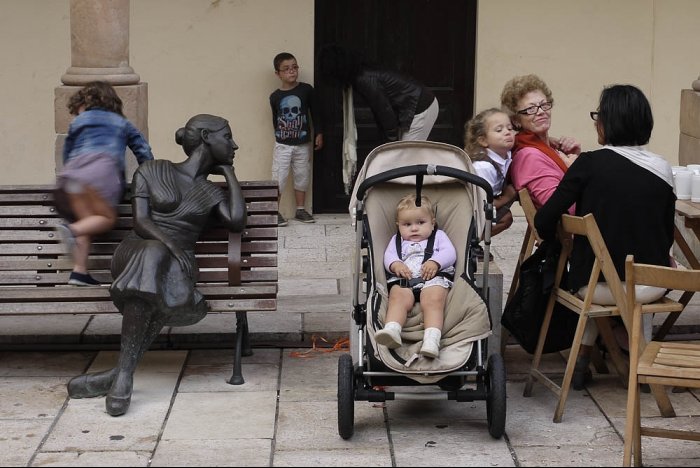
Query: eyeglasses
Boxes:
[
  {"xmin": 278, "ymin": 65, "xmax": 299, "ymax": 73},
  {"xmin": 516, "ymin": 101, "xmax": 553, "ymax": 115},
  {"xmin": 590, "ymin": 111, "xmax": 599, "ymax": 121}
]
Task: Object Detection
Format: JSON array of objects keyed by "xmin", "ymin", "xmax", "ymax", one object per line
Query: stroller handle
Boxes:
[{"xmin": 355, "ymin": 164, "xmax": 494, "ymax": 204}]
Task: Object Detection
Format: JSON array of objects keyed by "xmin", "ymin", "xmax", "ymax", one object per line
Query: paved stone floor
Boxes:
[{"xmin": 1, "ymin": 215, "xmax": 700, "ymax": 466}]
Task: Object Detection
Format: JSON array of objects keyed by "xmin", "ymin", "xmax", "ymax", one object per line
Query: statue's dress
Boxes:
[{"xmin": 110, "ymin": 160, "xmax": 225, "ymax": 326}]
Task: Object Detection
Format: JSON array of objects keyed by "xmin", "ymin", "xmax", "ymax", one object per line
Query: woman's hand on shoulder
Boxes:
[{"xmin": 551, "ymin": 135, "xmax": 581, "ymax": 156}]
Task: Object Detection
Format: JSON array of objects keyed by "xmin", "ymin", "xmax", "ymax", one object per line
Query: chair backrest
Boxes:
[
  {"xmin": 556, "ymin": 213, "xmax": 633, "ymax": 329},
  {"xmin": 625, "ymin": 255, "xmax": 700, "ymax": 293},
  {"xmin": 505, "ymin": 189, "xmax": 541, "ymax": 309}
]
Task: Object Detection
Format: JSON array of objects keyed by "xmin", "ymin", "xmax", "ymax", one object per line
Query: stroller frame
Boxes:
[{"xmin": 338, "ymin": 141, "xmax": 507, "ymax": 440}]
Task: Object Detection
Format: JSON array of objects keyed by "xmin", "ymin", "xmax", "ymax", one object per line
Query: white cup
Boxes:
[
  {"xmin": 672, "ymin": 165, "xmax": 686, "ymax": 175},
  {"xmin": 692, "ymin": 174, "xmax": 700, "ymax": 202},
  {"xmin": 687, "ymin": 164, "xmax": 700, "ymax": 175},
  {"xmin": 676, "ymin": 170, "xmax": 692, "ymax": 200}
]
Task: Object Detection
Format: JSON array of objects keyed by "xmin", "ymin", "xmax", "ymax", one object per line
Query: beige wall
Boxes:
[
  {"xmin": 476, "ymin": 0, "xmax": 700, "ymax": 159},
  {"xmin": 1, "ymin": 0, "xmax": 699, "ymax": 213}
]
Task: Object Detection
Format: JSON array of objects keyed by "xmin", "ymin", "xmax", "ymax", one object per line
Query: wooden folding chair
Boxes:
[
  {"xmin": 501, "ymin": 189, "xmax": 540, "ymax": 355},
  {"xmin": 502, "ymin": 192, "xmax": 611, "ymax": 374},
  {"xmin": 623, "ymin": 255, "xmax": 700, "ymax": 466},
  {"xmin": 523, "ymin": 214, "xmax": 682, "ymax": 423}
]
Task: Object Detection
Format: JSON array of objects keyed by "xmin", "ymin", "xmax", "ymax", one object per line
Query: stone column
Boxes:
[{"xmin": 55, "ymin": 0, "xmax": 148, "ymax": 181}]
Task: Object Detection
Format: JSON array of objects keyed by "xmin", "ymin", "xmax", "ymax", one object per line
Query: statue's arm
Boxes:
[{"xmin": 213, "ymin": 165, "xmax": 247, "ymax": 233}]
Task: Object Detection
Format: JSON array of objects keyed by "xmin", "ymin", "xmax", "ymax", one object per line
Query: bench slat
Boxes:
[
  {"xmin": 0, "ymin": 255, "xmax": 277, "ymax": 272},
  {"xmin": 0, "ymin": 284, "xmax": 277, "ymax": 301},
  {"xmin": 0, "ymin": 298, "xmax": 277, "ymax": 315},
  {"xmin": 0, "ymin": 269, "xmax": 277, "ymax": 286}
]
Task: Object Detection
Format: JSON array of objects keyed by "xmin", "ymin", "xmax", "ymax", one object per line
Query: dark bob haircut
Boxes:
[{"xmin": 598, "ymin": 84, "xmax": 653, "ymax": 146}]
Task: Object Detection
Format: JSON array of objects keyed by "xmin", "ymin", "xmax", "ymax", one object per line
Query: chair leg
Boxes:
[
  {"xmin": 523, "ymin": 298, "xmax": 556, "ymax": 398},
  {"xmin": 649, "ymin": 383, "xmax": 675, "ymax": 418},
  {"xmin": 595, "ymin": 317, "xmax": 628, "ymax": 387},
  {"xmin": 623, "ymin": 379, "xmax": 640, "ymax": 467},
  {"xmin": 500, "ymin": 326, "xmax": 510, "ymax": 356},
  {"xmin": 553, "ymin": 313, "xmax": 588, "ymax": 423}
]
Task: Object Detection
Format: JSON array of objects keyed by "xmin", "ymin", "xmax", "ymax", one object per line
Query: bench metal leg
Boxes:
[{"xmin": 228, "ymin": 311, "xmax": 251, "ymax": 385}]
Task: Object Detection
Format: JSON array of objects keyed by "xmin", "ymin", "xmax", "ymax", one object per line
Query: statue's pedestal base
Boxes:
[{"xmin": 54, "ymin": 83, "xmax": 148, "ymax": 181}]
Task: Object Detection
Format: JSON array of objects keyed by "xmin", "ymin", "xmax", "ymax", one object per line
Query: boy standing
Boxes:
[{"xmin": 269, "ymin": 52, "xmax": 323, "ymax": 225}]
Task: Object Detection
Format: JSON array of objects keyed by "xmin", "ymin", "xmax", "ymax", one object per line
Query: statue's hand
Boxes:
[
  {"xmin": 170, "ymin": 245, "xmax": 194, "ymax": 279},
  {"xmin": 210, "ymin": 164, "xmax": 234, "ymax": 177}
]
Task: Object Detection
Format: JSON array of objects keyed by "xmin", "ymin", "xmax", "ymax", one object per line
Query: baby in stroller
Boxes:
[{"xmin": 375, "ymin": 194, "xmax": 456, "ymax": 358}]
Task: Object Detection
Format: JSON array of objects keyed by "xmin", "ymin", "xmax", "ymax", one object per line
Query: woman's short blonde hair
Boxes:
[
  {"xmin": 500, "ymin": 74, "xmax": 554, "ymax": 117},
  {"xmin": 395, "ymin": 193, "xmax": 434, "ymax": 222}
]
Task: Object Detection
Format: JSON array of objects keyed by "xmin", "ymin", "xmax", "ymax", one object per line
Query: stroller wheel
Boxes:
[
  {"xmin": 337, "ymin": 354, "xmax": 355, "ymax": 439},
  {"xmin": 486, "ymin": 353, "xmax": 507, "ymax": 439}
]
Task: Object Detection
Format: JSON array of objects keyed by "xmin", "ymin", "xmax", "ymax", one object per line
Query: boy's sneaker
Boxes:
[
  {"xmin": 295, "ymin": 209, "xmax": 315, "ymax": 223},
  {"xmin": 277, "ymin": 213, "xmax": 288, "ymax": 227},
  {"xmin": 68, "ymin": 272, "xmax": 101, "ymax": 287},
  {"xmin": 55, "ymin": 223, "xmax": 76, "ymax": 259}
]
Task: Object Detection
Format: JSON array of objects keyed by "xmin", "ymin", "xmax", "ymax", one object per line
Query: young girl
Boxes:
[
  {"xmin": 375, "ymin": 194, "xmax": 456, "ymax": 358},
  {"xmin": 55, "ymin": 81, "xmax": 154, "ymax": 286},
  {"xmin": 464, "ymin": 108, "xmax": 518, "ymax": 238}
]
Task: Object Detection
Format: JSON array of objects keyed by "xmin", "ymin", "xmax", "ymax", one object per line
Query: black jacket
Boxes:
[
  {"xmin": 352, "ymin": 68, "xmax": 434, "ymax": 141},
  {"xmin": 534, "ymin": 148, "xmax": 676, "ymax": 292}
]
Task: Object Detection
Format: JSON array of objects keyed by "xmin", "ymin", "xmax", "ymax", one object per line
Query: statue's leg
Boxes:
[
  {"xmin": 67, "ymin": 368, "xmax": 118, "ymax": 399},
  {"xmin": 105, "ymin": 299, "xmax": 167, "ymax": 417}
]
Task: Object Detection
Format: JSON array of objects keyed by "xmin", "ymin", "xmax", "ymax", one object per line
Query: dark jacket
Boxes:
[
  {"xmin": 534, "ymin": 148, "xmax": 676, "ymax": 292},
  {"xmin": 352, "ymin": 68, "xmax": 434, "ymax": 141}
]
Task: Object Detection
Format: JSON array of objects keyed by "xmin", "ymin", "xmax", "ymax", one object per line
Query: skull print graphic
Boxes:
[{"xmin": 276, "ymin": 95, "xmax": 307, "ymax": 140}]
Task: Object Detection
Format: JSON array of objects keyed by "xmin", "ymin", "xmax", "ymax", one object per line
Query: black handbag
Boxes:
[{"xmin": 501, "ymin": 239, "xmax": 578, "ymax": 354}]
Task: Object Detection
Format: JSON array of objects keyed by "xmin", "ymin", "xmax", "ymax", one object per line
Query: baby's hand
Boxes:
[
  {"xmin": 390, "ymin": 261, "xmax": 412, "ymax": 279},
  {"xmin": 421, "ymin": 260, "xmax": 440, "ymax": 280}
]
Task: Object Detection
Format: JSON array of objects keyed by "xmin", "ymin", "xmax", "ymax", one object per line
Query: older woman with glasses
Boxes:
[
  {"xmin": 534, "ymin": 84, "xmax": 675, "ymax": 390},
  {"xmin": 500, "ymin": 74, "xmax": 581, "ymax": 209}
]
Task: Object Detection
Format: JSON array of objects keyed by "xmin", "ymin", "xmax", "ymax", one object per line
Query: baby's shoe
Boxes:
[
  {"xmin": 375, "ymin": 322, "xmax": 402, "ymax": 349},
  {"xmin": 420, "ymin": 327, "xmax": 442, "ymax": 358}
]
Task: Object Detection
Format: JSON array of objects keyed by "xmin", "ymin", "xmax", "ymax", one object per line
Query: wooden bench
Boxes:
[{"xmin": 0, "ymin": 181, "xmax": 279, "ymax": 385}]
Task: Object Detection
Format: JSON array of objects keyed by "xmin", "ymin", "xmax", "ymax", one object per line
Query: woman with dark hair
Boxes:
[
  {"xmin": 66, "ymin": 114, "xmax": 247, "ymax": 416},
  {"xmin": 534, "ymin": 84, "xmax": 676, "ymax": 389},
  {"xmin": 317, "ymin": 44, "xmax": 438, "ymax": 142}
]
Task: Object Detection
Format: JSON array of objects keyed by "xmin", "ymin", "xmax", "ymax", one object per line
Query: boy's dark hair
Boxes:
[
  {"xmin": 273, "ymin": 52, "xmax": 296, "ymax": 71},
  {"xmin": 67, "ymin": 81, "xmax": 124, "ymax": 116},
  {"xmin": 598, "ymin": 84, "xmax": 653, "ymax": 146}
]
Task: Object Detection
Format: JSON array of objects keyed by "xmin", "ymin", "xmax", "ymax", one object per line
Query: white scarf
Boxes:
[
  {"xmin": 603, "ymin": 145, "xmax": 674, "ymax": 187},
  {"xmin": 342, "ymin": 86, "xmax": 358, "ymax": 195}
]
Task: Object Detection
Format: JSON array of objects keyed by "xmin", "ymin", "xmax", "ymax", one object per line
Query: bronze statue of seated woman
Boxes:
[{"xmin": 67, "ymin": 114, "xmax": 247, "ymax": 416}]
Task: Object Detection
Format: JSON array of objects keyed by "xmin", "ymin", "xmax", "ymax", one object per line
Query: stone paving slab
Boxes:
[
  {"xmin": 161, "ymin": 391, "xmax": 277, "ymax": 440},
  {"xmin": 32, "ymin": 451, "xmax": 151, "ymax": 467},
  {"xmin": 151, "ymin": 439, "xmax": 271, "ymax": 467}
]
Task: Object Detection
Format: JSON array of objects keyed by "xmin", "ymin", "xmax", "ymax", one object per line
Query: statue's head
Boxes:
[{"xmin": 175, "ymin": 114, "xmax": 230, "ymax": 156}]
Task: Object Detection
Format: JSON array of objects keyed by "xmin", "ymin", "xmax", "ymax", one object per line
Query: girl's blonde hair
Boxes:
[
  {"xmin": 395, "ymin": 193, "xmax": 435, "ymax": 222},
  {"xmin": 464, "ymin": 108, "xmax": 507, "ymax": 162}
]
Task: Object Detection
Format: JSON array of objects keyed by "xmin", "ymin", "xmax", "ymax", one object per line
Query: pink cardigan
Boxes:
[{"xmin": 510, "ymin": 146, "xmax": 574, "ymax": 214}]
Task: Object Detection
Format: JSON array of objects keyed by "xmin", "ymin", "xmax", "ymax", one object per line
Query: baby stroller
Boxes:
[{"xmin": 339, "ymin": 141, "xmax": 506, "ymax": 439}]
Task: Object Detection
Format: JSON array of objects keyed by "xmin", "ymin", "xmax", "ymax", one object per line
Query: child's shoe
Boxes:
[
  {"xmin": 375, "ymin": 322, "xmax": 402, "ymax": 349},
  {"xmin": 420, "ymin": 327, "xmax": 442, "ymax": 358},
  {"xmin": 68, "ymin": 271, "xmax": 101, "ymax": 286},
  {"xmin": 277, "ymin": 213, "xmax": 288, "ymax": 227},
  {"xmin": 295, "ymin": 208, "xmax": 315, "ymax": 223}
]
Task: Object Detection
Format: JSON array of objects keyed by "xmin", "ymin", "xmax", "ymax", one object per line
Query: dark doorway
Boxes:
[{"xmin": 313, "ymin": 0, "xmax": 477, "ymax": 213}]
